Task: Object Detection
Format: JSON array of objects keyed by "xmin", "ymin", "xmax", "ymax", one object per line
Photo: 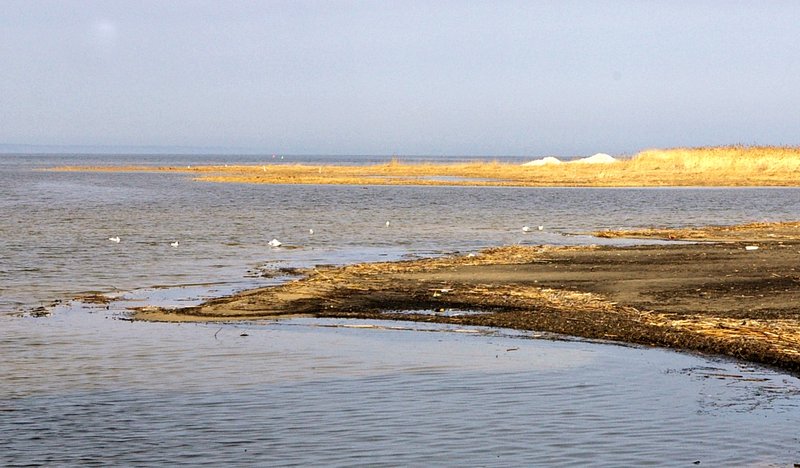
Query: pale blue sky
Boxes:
[{"xmin": 2, "ymin": 1, "xmax": 799, "ymax": 156}]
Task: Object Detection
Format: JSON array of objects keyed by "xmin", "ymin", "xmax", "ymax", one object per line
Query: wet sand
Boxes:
[{"xmin": 135, "ymin": 222, "xmax": 800, "ymax": 375}]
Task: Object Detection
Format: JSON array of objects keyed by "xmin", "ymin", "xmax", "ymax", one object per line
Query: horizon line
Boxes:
[{"xmin": 0, "ymin": 143, "xmax": 556, "ymax": 158}]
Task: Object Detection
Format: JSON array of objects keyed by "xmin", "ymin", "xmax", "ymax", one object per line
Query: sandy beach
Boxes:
[{"xmin": 135, "ymin": 221, "xmax": 800, "ymax": 375}]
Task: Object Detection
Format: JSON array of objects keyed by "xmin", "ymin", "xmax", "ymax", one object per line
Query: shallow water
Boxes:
[
  {"xmin": 2, "ymin": 307, "xmax": 799, "ymax": 466},
  {"xmin": 2, "ymin": 153, "xmax": 800, "ymax": 465},
  {"xmin": 3, "ymin": 154, "xmax": 800, "ymax": 314}
]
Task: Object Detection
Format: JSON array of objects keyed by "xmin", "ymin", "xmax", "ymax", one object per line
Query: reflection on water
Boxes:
[
  {"xmin": 3, "ymin": 154, "xmax": 800, "ymax": 465},
  {"xmin": 1, "ymin": 308, "xmax": 799, "ymax": 466}
]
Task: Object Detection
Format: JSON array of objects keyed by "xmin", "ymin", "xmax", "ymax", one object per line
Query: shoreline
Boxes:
[
  {"xmin": 46, "ymin": 146, "xmax": 800, "ymax": 187},
  {"xmin": 134, "ymin": 221, "xmax": 800, "ymax": 375},
  {"xmin": 47, "ymin": 162, "xmax": 800, "ymax": 187}
]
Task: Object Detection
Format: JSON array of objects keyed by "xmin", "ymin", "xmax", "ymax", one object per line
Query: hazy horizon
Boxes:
[
  {"xmin": 0, "ymin": 142, "xmax": 540, "ymax": 157},
  {"xmin": 3, "ymin": 1, "xmax": 799, "ymax": 157}
]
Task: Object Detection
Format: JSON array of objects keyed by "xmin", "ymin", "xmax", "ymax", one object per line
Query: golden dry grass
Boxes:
[{"xmin": 50, "ymin": 145, "xmax": 800, "ymax": 187}]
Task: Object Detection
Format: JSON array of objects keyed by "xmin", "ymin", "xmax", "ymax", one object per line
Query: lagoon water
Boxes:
[{"xmin": 2, "ymin": 153, "xmax": 800, "ymax": 465}]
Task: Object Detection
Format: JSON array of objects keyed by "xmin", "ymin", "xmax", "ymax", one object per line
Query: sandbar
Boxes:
[
  {"xmin": 48, "ymin": 145, "xmax": 800, "ymax": 187},
  {"xmin": 135, "ymin": 221, "xmax": 800, "ymax": 375}
]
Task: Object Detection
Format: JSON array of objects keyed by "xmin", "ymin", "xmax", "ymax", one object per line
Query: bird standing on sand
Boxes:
[
  {"xmin": 522, "ymin": 226, "xmax": 531, "ymax": 232},
  {"xmin": 309, "ymin": 228, "xmax": 314, "ymax": 235},
  {"xmin": 385, "ymin": 221, "xmax": 391, "ymax": 227},
  {"xmin": 268, "ymin": 239, "xmax": 282, "ymax": 247}
]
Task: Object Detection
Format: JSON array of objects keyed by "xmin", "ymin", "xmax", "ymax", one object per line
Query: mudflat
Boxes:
[{"xmin": 135, "ymin": 222, "xmax": 800, "ymax": 375}]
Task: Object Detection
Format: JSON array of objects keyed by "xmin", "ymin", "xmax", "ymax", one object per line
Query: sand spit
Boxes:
[
  {"xmin": 135, "ymin": 221, "xmax": 800, "ymax": 375},
  {"xmin": 50, "ymin": 145, "xmax": 800, "ymax": 187}
]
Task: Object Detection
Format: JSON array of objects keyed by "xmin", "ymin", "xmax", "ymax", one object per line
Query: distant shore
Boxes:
[
  {"xmin": 51, "ymin": 145, "xmax": 800, "ymax": 187},
  {"xmin": 135, "ymin": 221, "xmax": 800, "ymax": 375}
]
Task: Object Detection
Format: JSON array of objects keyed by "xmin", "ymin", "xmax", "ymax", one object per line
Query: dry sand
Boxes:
[{"xmin": 134, "ymin": 221, "xmax": 800, "ymax": 375}]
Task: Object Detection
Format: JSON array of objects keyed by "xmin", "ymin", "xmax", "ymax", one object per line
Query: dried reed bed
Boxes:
[
  {"xmin": 189, "ymin": 160, "xmax": 636, "ymax": 186},
  {"xmin": 196, "ymin": 144, "xmax": 800, "ymax": 187},
  {"xmin": 630, "ymin": 145, "xmax": 800, "ymax": 175},
  {"xmin": 50, "ymin": 145, "xmax": 800, "ymax": 187}
]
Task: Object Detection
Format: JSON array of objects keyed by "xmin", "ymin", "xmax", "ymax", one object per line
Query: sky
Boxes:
[{"xmin": 2, "ymin": 0, "xmax": 800, "ymax": 157}]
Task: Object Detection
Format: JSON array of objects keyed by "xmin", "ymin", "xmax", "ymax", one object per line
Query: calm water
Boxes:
[{"xmin": 2, "ymin": 153, "xmax": 800, "ymax": 465}]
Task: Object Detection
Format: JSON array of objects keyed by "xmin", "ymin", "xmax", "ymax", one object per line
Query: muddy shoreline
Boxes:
[{"xmin": 135, "ymin": 222, "xmax": 800, "ymax": 375}]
